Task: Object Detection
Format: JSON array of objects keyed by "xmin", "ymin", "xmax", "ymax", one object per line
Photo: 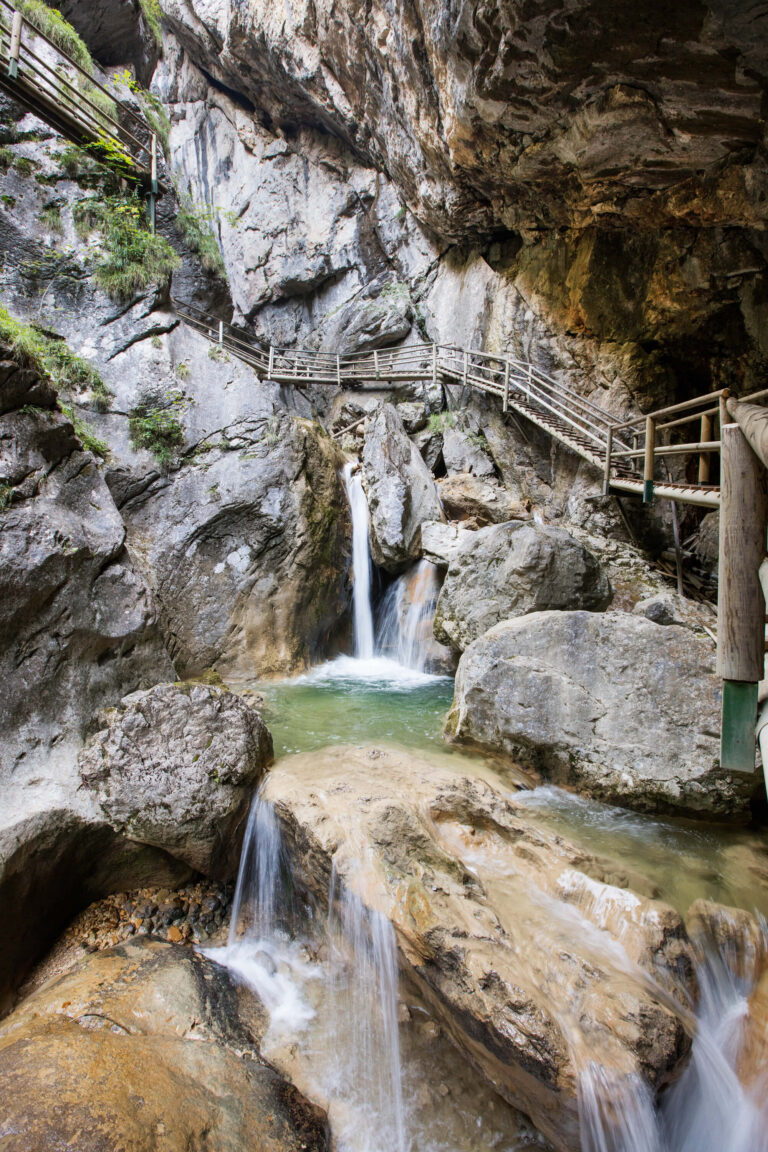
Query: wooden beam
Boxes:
[
  {"xmin": 698, "ymin": 413, "xmax": 712, "ymax": 484},
  {"xmin": 717, "ymin": 423, "xmax": 768, "ymax": 683}
]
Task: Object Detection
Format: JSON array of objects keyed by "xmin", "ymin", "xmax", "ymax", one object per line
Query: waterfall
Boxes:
[
  {"xmin": 343, "ymin": 462, "xmax": 375, "ymax": 660},
  {"xmin": 376, "ymin": 559, "xmax": 441, "ymax": 673},
  {"xmin": 218, "ymin": 790, "xmax": 409, "ymax": 1152}
]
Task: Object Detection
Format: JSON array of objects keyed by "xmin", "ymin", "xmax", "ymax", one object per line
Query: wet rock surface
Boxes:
[
  {"xmin": 434, "ymin": 520, "xmax": 611, "ymax": 652},
  {"xmin": 264, "ymin": 745, "xmax": 695, "ymax": 1152},
  {"xmin": 78, "ymin": 682, "xmax": 273, "ymax": 876},
  {"xmin": 362, "ymin": 403, "xmax": 444, "ymax": 571},
  {"xmin": 447, "ymin": 611, "xmax": 755, "ymax": 819},
  {"xmin": 0, "ymin": 938, "xmax": 330, "ymax": 1152}
]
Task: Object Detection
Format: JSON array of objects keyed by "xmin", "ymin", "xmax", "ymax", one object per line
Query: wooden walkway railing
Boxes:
[
  {"xmin": 173, "ymin": 297, "xmax": 768, "ymax": 511},
  {"xmin": 0, "ymin": 0, "xmax": 160, "ymax": 192}
]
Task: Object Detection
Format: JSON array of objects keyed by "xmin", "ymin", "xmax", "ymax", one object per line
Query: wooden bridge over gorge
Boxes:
[
  {"xmin": 0, "ymin": 0, "xmax": 161, "ymax": 204},
  {"xmin": 174, "ymin": 298, "xmax": 768, "ymax": 780}
]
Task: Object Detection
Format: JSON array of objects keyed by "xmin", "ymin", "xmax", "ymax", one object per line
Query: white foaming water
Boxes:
[
  {"xmin": 343, "ymin": 462, "xmax": 375, "ymax": 660},
  {"xmin": 377, "ymin": 559, "xmax": 441, "ymax": 673},
  {"xmin": 295, "ymin": 652, "xmax": 441, "ymax": 688},
  {"xmin": 215, "ymin": 791, "xmax": 409, "ymax": 1152}
]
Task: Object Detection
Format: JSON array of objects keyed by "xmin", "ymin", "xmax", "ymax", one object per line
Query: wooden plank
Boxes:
[{"xmin": 717, "ymin": 422, "xmax": 768, "ymax": 682}]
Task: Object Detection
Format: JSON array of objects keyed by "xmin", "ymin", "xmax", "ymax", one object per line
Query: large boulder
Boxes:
[
  {"xmin": 362, "ymin": 402, "xmax": 444, "ymax": 570},
  {"xmin": 0, "ymin": 938, "xmax": 330, "ymax": 1152},
  {"xmin": 437, "ymin": 472, "xmax": 529, "ymax": 526},
  {"xmin": 265, "ymin": 746, "xmax": 694, "ymax": 1152},
  {"xmin": 0, "ymin": 348, "xmax": 174, "ymax": 791},
  {"xmin": 434, "ymin": 520, "xmax": 611, "ymax": 652},
  {"xmin": 447, "ymin": 611, "xmax": 759, "ymax": 819},
  {"xmin": 79, "ymin": 683, "xmax": 273, "ymax": 877},
  {"xmin": 120, "ymin": 413, "xmax": 350, "ymax": 678}
]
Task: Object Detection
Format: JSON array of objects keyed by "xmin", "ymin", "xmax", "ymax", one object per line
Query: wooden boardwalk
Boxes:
[
  {"xmin": 173, "ymin": 298, "xmax": 762, "ymax": 511},
  {"xmin": 0, "ymin": 0, "xmax": 160, "ymax": 191}
]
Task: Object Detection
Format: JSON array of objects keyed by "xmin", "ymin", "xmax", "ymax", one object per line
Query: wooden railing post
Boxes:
[
  {"xmin": 218, "ymin": 320, "xmax": 223, "ymax": 346},
  {"xmin": 718, "ymin": 421, "xmax": 768, "ymax": 771},
  {"xmin": 432, "ymin": 343, "xmax": 437, "ymax": 385},
  {"xmin": 602, "ymin": 425, "xmax": 613, "ymax": 496},
  {"xmin": 503, "ymin": 360, "xmax": 510, "ymax": 413},
  {"xmin": 374, "ymin": 349, "xmax": 379, "ymax": 380},
  {"xmin": 268, "ymin": 345, "xmax": 274, "ymax": 380},
  {"xmin": 698, "ymin": 412, "xmax": 712, "ymax": 484},
  {"xmin": 463, "ymin": 350, "xmax": 468, "ymax": 388},
  {"xmin": 643, "ymin": 416, "xmax": 655, "ymax": 503},
  {"xmin": 8, "ymin": 9, "xmax": 22, "ymax": 79},
  {"xmin": 336, "ymin": 353, "xmax": 341, "ymax": 386}
]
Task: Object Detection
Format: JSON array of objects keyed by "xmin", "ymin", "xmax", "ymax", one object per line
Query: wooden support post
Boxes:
[
  {"xmin": 698, "ymin": 412, "xmax": 712, "ymax": 484},
  {"xmin": 8, "ymin": 10, "xmax": 21, "ymax": 79},
  {"xmin": 718, "ymin": 421, "xmax": 768, "ymax": 771},
  {"xmin": 503, "ymin": 360, "xmax": 510, "ymax": 413},
  {"xmin": 218, "ymin": 320, "xmax": 223, "ymax": 346},
  {"xmin": 602, "ymin": 425, "xmax": 613, "ymax": 496},
  {"xmin": 432, "ymin": 343, "xmax": 437, "ymax": 385},
  {"xmin": 643, "ymin": 415, "xmax": 655, "ymax": 503},
  {"xmin": 719, "ymin": 392, "xmax": 730, "ymax": 434},
  {"xmin": 268, "ymin": 345, "xmax": 274, "ymax": 380},
  {"xmin": 463, "ymin": 350, "xmax": 468, "ymax": 388},
  {"xmin": 374, "ymin": 349, "xmax": 379, "ymax": 380},
  {"xmin": 337, "ymin": 353, "xmax": 341, "ymax": 386}
]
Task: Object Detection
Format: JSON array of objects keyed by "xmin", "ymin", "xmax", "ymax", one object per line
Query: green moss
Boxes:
[
  {"xmin": 1, "ymin": 194, "xmax": 16, "ymax": 208},
  {"xmin": 59, "ymin": 402, "xmax": 108, "ymax": 458},
  {"xmin": 16, "ymin": 0, "xmax": 94, "ymax": 71},
  {"xmin": 176, "ymin": 193, "xmax": 226, "ymax": 278},
  {"xmin": 0, "ymin": 305, "xmax": 111, "ymax": 406},
  {"xmin": 54, "ymin": 144, "xmax": 122, "ymax": 193},
  {"xmin": 75, "ymin": 192, "xmax": 180, "ymax": 298},
  {"xmin": 39, "ymin": 200, "xmax": 64, "ymax": 233},
  {"xmin": 137, "ymin": 0, "xmax": 163, "ymax": 47},
  {"xmin": 0, "ymin": 482, "xmax": 12, "ymax": 512},
  {"xmin": 427, "ymin": 411, "xmax": 456, "ymax": 432},
  {"xmin": 0, "ymin": 145, "xmax": 14, "ymax": 171},
  {"xmin": 129, "ymin": 393, "xmax": 185, "ymax": 468},
  {"xmin": 12, "ymin": 156, "xmax": 35, "ymax": 177}
]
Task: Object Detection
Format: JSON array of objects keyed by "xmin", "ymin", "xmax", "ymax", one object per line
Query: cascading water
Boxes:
[
  {"xmin": 343, "ymin": 462, "xmax": 375, "ymax": 660},
  {"xmin": 377, "ymin": 559, "xmax": 441, "ymax": 673},
  {"xmin": 216, "ymin": 790, "xmax": 409, "ymax": 1152}
]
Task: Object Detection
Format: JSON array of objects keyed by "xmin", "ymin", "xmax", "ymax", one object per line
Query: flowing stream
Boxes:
[{"xmin": 217, "ymin": 467, "xmax": 768, "ymax": 1152}]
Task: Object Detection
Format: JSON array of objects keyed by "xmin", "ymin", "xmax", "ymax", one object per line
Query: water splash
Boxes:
[
  {"xmin": 377, "ymin": 559, "xmax": 441, "ymax": 673},
  {"xmin": 343, "ymin": 462, "xmax": 375, "ymax": 660}
]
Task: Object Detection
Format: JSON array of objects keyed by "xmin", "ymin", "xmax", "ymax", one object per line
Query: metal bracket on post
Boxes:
[
  {"xmin": 721, "ymin": 681, "xmax": 759, "ymax": 773},
  {"xmin": 503, "ymin": 360, "xmax": 510, "ymax": 413},
  {"xmin": 8, "ymin": 10, "xmax": 21, "ymax": 79}
]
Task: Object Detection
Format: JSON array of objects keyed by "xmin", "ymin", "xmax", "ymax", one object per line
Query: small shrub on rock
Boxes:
[{"xmin": 129, "ymin": 391, "xmax": 185, "ymax": 468}]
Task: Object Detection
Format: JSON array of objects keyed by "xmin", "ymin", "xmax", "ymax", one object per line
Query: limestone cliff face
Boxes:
[{"xmin": 153, "ymin": 0, "xmax": 768, "ymax": 405}]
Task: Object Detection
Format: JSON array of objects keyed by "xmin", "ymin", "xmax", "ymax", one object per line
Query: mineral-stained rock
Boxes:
[
  {"xmin": 447, "ymin": 610, "xmax": 758, "ymax": 819},
  {"xmin": 79, "ymin": 683, "xmax": 273, "ymax": 876},
  {"xmin": 438, "ymin": 472, "xmax": 530, "ymax": 526},
  {"xmin": 434, "ymin": 520, "xmax": 611, "ymax": 652},
  {"xmin": 0, "ymin": 938, "xmax": 330, "ymax": 1152},
  {"xmin": 265, "ymin": 746, "xmax": 694, "ymax": 1152},
  {"xmin": 120, "ymin": 413, "xmax": 350, "ymax": 678},
  {"xmin": 362, "ymin": 403, "xmax": 444, "ymax": 570}
]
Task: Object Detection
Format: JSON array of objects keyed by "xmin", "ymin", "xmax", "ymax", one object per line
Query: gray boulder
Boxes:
[
  {"xmin": 434, "ymin": 520, "xmax": 611, "ymax": 652},
  {"xmin": 441, "ymin": 425, "xmax": 496, "ymax": 477},
  {"xmin": 362, "ymin": 403, "xmax": 444, "ymax": 571},
  {"xmin": 79, "ymin": 683, "xmax": 273, "ymax": 877},
  {"xmin": 447, "ymin": 610, "xmax": 759, "ymax": 819},
  {"xmin": 632, "ymin": 592, "xmax": 716, "ymax": 633}
]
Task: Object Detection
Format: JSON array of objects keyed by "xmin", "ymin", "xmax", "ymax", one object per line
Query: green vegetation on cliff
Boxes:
[
  {"xmin": 74, "ymin": 194, "xmax": 180, "ymax": 298},
  {"xmin": 0, "ymin": 305, "xmax": 110, "ymax": 407},
  {"xmin": 15, "ymin": 0, "xmax": 94, "ymax": 71},
  {"xmin": 129, "ymin": 392, "xmax": 185, "ymax": 468}
]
